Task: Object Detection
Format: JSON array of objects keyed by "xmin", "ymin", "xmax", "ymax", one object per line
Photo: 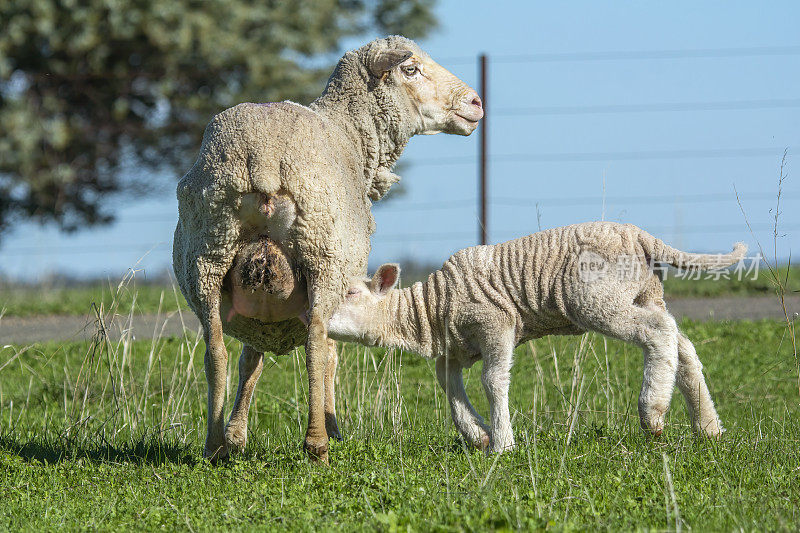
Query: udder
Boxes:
[
  {"xmin": 226, "ymin": 239, "xmax": 308, "ymax": 323},
  {"xmin": 224, "ymin": 189, "xmax": 308, "ymax": 323}
]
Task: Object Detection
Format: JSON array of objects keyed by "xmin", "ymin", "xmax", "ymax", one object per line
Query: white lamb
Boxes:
[{"xmin": 327, "ymin": 222, "xmax": 745, "ymax": 452}]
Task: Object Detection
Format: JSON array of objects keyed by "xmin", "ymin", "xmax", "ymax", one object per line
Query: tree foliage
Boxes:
[{"xmin": 0, "ymin": 0, "xmax": 437, "ymax": 236}]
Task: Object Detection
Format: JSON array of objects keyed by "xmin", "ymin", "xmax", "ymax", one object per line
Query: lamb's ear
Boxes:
[
  {"xmin": 371, "ymin": 263, "xmax": 400, "ymax": 295},
  {"xmin": 368, "ymin": 49, "xmax": 413, "ymax": 78}
]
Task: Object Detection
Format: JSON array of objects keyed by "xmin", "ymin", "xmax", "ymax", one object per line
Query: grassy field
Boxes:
[
  {"xmin": 0, "ymin": 317, "xmax": 798, "ymax": 530},
  {"xmin": 0, "ymin": 279, "xmax": 188, "ymax": 318},
  {"xmin": 661, "ymin": 263, "xmax": 799, "ymax": 298},
  {"xmin": 1, "ymin": 263, "xmax": 797, "ymax": 317}
]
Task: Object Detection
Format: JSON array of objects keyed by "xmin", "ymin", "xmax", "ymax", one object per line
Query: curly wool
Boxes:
[
  {"xmin": 172, "ymin": 36, "xmax": 427, "ymax": 354},
  {"xmin": 330, "ymin": 221, "xmax": 744, "ymax": 450},
  {"xmin": 371, "ymin": 222, "xmax": 746, "ymax": 358}
]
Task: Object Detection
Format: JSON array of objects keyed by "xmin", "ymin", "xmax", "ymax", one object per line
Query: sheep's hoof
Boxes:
[
  {"xmin": 639, "ymin": 410, "xmax": 666, "ymax": 438},
  {"xmin": 304, "ymin": 439, "xmax": 330, "ymax": 464},
  {"xmin": 224, "ymin": 423, "xmax": 248, "ymax": 453},
  {"xmin": 325, "ymin": 413, "xmax": 343, "ymax": 441},
  {"xmin": 641, "ymin": 419, "xmax": 665, "ymax": 438},
  {"xmin": 489, "ymin": 441, "xmax": 516, "ymax": 454},
  {"xmin": 471, "ymin": 433, "xmax": 491, "ymax": 451},
  {"xmin": 203, "ymin": 441, "xmax": 230, "ymax": 465},
  {"xmin": 696, "ymin": 419, "xmax": 725, "ymax": 440}
]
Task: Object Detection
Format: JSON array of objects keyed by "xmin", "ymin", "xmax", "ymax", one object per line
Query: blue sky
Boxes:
[{"xmin": 1, "ymin": 0, "xmax": 798, "ymax": 281}]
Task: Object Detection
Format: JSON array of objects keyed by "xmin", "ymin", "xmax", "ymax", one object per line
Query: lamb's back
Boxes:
[{"xmin": 438, "ymin": 222, "xmax": 645, "ymax": 340}]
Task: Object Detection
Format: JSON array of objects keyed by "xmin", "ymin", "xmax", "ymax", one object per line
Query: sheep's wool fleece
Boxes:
[
  {"xmin": 378, "ymin": 222, "xmax": 745, "ymax": 360},
  {"xmin": 173, "ymin": 36, "xmax": 424, "ymax": 354}
]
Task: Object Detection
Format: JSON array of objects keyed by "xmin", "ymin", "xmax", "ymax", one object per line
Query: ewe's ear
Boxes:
[
  {"xmin": 368, "ymin": 49, "xmax": 413, "ymax": 79},
  {"xmin": 371, "ymin": 264, "xmax": 400, "ymax": 294}
]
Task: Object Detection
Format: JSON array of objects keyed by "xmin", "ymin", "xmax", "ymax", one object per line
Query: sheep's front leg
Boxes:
[
  {"xmin": 304, "ymin": 305, "xmax": 332, "ymax": 463},
  {"xmin": 324, "ymin": 339, "xmax": 342, "ymax": 440},
  {"xmin": 225, "ymin": 344, "xmax": 264, "ymax": 452},
  {"xmin": 480, "ymin": 328, "xmax": 516, "ymax": 453},
  {"xmin": 202, "ymin": 296, "xmax": 229, "ymax": 462},
  {"xmin": 435, "ymin": 356, "xmax": 490, "ymax": 450}
]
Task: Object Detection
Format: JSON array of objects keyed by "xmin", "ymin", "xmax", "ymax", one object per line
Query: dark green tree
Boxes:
[{"xmin": 0, "ymin": 0, "xmax": 436, "ymax": 237}]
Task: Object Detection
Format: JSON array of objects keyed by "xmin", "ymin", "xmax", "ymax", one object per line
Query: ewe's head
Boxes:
[
  {"xmin": 366, "ymin": 36, "xmax": 483, "ymax": 136},
  {"xmin": 327, "ymin": 263, "xmax": 400, "ymax": 344},
  {"xmin": 323, "ymin": 36, "xmax": 483, "ymax": 137}
]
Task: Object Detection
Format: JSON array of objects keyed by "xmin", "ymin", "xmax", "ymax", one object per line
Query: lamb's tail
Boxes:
[{"xmin": 637, "ymin": 229, "xmax": 747, "ymax": 270}]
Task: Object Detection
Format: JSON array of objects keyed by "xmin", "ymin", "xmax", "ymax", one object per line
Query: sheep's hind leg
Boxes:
[
  {"xmin": 225, "ymin": 344, "xmax": 264, "ymax": 453},
  {"xmin": 636, "ymin": 312, "xmax": 680, "ymax": 437},
  {"xmin": 324, "ymin": 339, "xmax": 342, "ymax": 441},
  {"xmin": 201, "ymin": 292, "xmax": 230, "ymax": 462},
  {"xmin": 479, "ymin": 327, "xmax": 517, "ymax": 453},
  {"xmin": 435, "ymin": 357, "xmax": 490, "ymax": 450},
  {"xmin": 676, "ymin": 332, "xmax": 723, "ymax": 438},
  {"xmin": 303, "ymin": 294, "xmax": 336, "ymax": 464},
  {"xmin": 576, "ymin": 303, "xmax": 679, "ymax": 437}
]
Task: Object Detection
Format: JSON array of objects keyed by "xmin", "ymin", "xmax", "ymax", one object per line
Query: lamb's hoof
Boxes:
[
  {"xmin": 470, "ymin": 433, "xmax": 491, "ymax": 451},
  {"xmin": 489, "ymin": 441, "xmax": 516, "ymax": 454},
  {"xmin": 304, "ymin": 438, "xmax": 330, "ymax": 464},
  {"xmin": 641, "ymin": 420, "xmax": 664, "ymax": 438},
  {"xmin": 224, "ymin": 423, "xmax": 248, "ymax": 453},
  {"xmin": 203, "ymin": 441, "xmax": 229, "ymax": 465},
  {"xmin": 640, "ymin": 410, "xmax": 666, "ymax": 438},
  {"xmin": 325, "ymin": 413, "xmax": 343, "ymax": 441},
  {"xmin": 696, "ymin": 419, "xmax": 725, "ymax": 440}
]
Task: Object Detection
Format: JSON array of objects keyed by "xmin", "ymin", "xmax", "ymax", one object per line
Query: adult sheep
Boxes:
[{"xmin": 172, "ymin": 35, "xmax": 483, "ymax": 462}]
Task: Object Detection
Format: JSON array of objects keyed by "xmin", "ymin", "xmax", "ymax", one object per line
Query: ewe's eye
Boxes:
[
  {"xmin": 402, "ymin": 65, "xmax": 418, "ymax": 77},
  {"xmin": 346, "ymin": 288, "xmax": 360, "ymax": 297}
]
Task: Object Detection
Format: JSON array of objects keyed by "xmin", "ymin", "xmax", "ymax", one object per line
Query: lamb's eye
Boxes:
[
  {"xmin": 402, "ymin": 65, "xmax": 418, "ymax": 77},
  {"xmin": 346, "ymin": 288, "xmax": 360, "ymax": 297}
]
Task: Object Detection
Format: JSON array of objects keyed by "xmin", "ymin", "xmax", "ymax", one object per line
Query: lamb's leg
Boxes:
[
  {"xmin": 224, "ymin": 344, "xmax": 263, "ymax": 452},
  {"xmin": 201, "ymin": 294, "xmax": 229, "ymax": 462},
  {"xmin": 637, "ymin": 318, "xmax": 679, "ymax": 437},
  {"xmin": 324, "ymin": 339, "xmax": 342, "ymax": 440},
  {"xmin": 479, "ymin": 327, "xmax": 517, "ymax": 453},
  {"xmin": 304, "ymin": 299, "xmax": 334, "ymax": 463},
  {"xmin": 435, "ymin": 356, "xmax": 490, "ymax": 450},
  {"xmin": 579, "ymin": 304, "xmax": 679, "ymax": 436},
  {"xmin": 676, "ymin": 332, "xmax": 723, "ymax": 437},
  {"xmin": 631, "ymin": 310, "xmax": 680, "ymax": 437}
]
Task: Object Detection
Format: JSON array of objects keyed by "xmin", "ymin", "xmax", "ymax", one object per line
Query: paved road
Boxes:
[
  {"xmin": 1, "ymin": 295, "xmax": 798, "ymax": 345},
  {"xmin": 666, "ymin": 295, "xmax": 799, "ymax": 322}
]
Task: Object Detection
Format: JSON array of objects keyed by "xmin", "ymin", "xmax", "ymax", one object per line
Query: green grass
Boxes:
[
  {"xmin": 661, "ymin": 263, "xmax": 800, "ymax": 298},
  {"xmin": 0, "ymin": 318, "xmax": 798, "ymax": 530},
  {"xmin": 1, "ymin": 264, "xmax": 797, "ymax": 318},
  {"xmin": 0, "ymin": 281, "xmax": 188, "ymax": 317}
]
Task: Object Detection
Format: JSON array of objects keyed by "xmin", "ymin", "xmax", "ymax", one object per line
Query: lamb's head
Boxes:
[
  {"xmin": 367, "ymin": 36, "xmax": 483, "ymax": 136},
  {"xmin": 327, "ymin": 263, "xmax": 400, "ymax": 345}
]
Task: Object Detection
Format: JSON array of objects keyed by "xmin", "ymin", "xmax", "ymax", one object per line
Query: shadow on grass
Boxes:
[{"xmin": 0, "ymin": 434, "xmax": 199, "ymax": 466}]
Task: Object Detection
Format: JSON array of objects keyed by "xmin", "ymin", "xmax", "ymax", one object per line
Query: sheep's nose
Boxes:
[
  {"xmin": 462, "ymin": 91, "xmax": 484, "ymax": 120},
  {"xmin": 471, "ymin": 95, "xmax": 483, "ymax": 110}
]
